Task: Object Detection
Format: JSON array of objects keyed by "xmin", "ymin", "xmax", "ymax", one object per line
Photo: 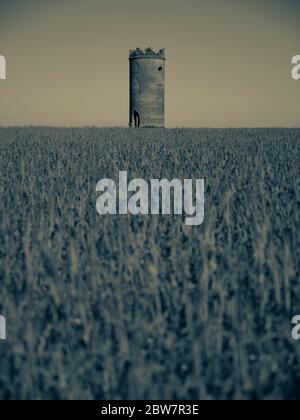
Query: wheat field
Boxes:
[{"xmin": 0, "ymin": 127, "xmax": 299, "ymax": 400}]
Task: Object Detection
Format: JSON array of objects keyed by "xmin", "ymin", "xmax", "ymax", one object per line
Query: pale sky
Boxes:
[{"xmin": 0, "ymin": 0, "xmax": 299, "ymax": 127}]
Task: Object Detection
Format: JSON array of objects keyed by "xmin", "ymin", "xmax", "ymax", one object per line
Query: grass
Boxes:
[{"xmin": 0, "ymin": 127, "xmax": 300, "ymax": 400}]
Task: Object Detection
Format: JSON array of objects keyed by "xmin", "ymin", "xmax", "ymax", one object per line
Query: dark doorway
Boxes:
[{"xmin": 134, "ymin": 110, "xmax": 140, "ymax": 128}]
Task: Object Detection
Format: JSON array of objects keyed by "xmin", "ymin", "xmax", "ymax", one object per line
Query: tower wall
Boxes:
[{"xmin": 129, "ymin": 48, "xmax": 165, "ymax": 128}]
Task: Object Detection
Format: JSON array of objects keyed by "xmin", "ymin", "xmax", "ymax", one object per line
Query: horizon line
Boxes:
[{"xmin": 0, "ymin": 125, "xmax": 300, "ymax": 130}]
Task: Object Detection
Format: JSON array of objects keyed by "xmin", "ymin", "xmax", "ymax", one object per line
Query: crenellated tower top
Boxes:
[{"xmin": 129, "ymin": 47, "xmax": 166, "ymax": 60}]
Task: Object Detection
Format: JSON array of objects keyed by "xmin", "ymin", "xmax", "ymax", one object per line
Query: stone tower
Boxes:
[{"xmin": 129, "ymin": 47, "xmax": 165, "ymax": 128}]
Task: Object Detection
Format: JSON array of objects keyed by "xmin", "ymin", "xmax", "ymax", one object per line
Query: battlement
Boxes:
[{"xmin": 129, "ymin": 47, "xmax": 166, "ymax": 60}]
